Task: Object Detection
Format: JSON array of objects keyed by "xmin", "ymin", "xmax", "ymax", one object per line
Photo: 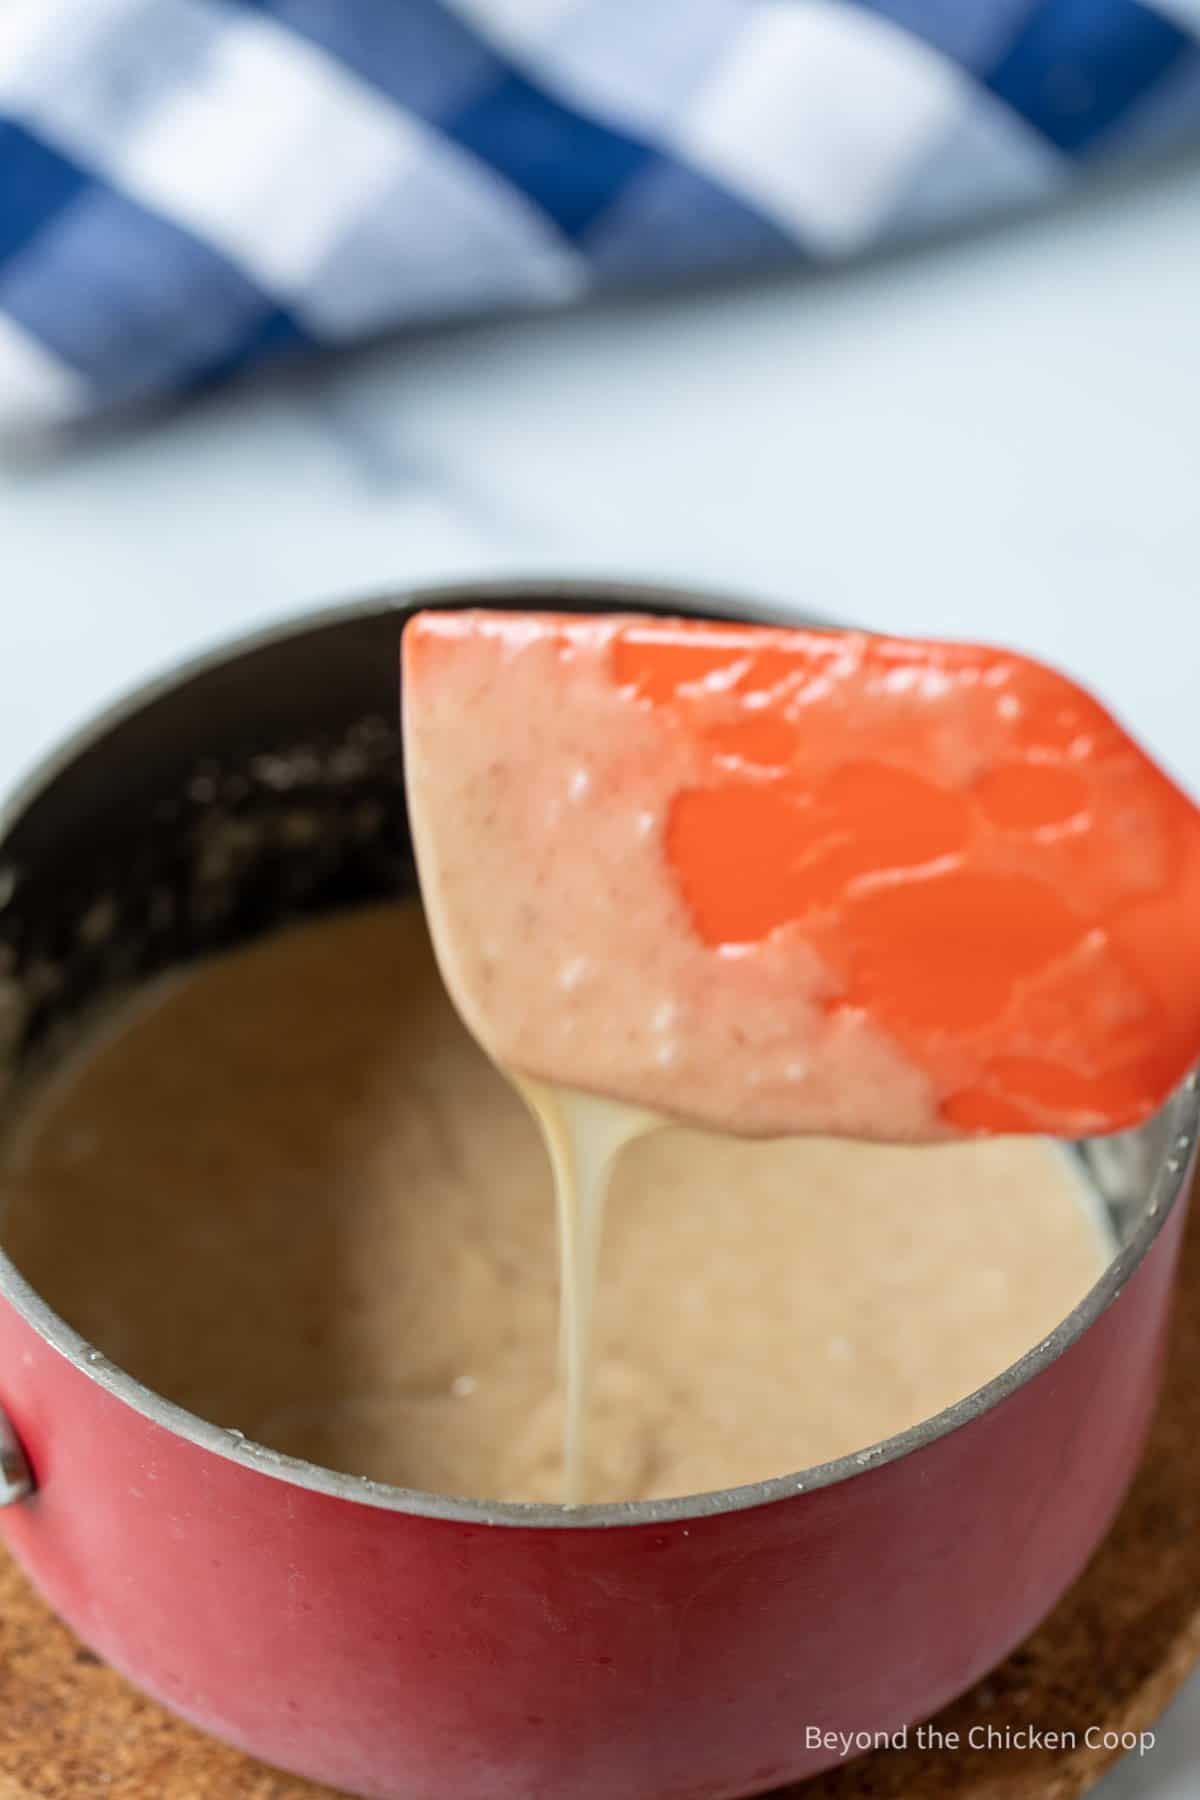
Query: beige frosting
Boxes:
[
  {"xmin": 403, "ymin": 615, "xmax": 940, "ymax": 1140},
  {"xmin": 0, "ymin": 904, "xmax": 1112, "ymax": 1505}
]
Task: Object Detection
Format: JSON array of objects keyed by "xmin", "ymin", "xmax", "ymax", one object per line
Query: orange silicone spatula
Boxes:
[{"xmin": 402, "ymin": 611, "xmax": 1200, "ymax": 1144}]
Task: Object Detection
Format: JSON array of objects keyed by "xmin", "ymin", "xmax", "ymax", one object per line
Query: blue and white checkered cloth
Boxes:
[{"xmin": 1, "ymin": 0, "xmax": 1198, "ymax": 431}]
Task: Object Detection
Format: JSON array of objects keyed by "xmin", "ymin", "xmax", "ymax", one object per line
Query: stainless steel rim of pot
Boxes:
[{"xmin": 0, "ymin": 576, "xmax": 1194, "ymax": 1529}]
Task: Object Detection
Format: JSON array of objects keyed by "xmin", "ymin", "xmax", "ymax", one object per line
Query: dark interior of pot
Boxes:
[
  {"xmin": 0, "ymin": 604, "xmax": 418, "ymax": 1068},
  {"xmin": 0, "ymin": 591, "xmax": 1170, "ymax": 1254}
]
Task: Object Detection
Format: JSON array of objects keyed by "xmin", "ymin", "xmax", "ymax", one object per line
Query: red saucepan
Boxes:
[{"xmin": 0, "ymin": 581, "xmax": 1192, "ymax": 1799}]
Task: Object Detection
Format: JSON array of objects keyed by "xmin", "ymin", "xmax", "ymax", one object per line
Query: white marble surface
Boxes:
[{"xmin": 2, "ymin": 146, "xmax": 1199, "ymax": 1796}]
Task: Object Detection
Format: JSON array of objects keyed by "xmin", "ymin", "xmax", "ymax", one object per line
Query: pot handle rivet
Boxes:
[{"xmin": 0, "ymin": 1408, "xmax": 33, "ymax": 1504}]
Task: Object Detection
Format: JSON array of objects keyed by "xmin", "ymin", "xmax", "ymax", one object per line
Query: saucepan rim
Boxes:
[{"xmin": 0, "ymin": 576, "xmax": 1193, "ymax": 1529}]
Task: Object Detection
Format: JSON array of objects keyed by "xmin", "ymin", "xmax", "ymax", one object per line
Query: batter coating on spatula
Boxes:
[{"xmin": 403, "ymin": 612, "xmax": 1200, "ymax": 1145}]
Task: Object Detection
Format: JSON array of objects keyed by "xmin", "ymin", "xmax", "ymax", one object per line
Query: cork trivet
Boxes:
[{"xmin": 2, "ymin": 1199, "xmax": 1200, "ymax": 1800}]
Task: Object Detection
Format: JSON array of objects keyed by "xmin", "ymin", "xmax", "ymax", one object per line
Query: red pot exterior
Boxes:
[{"xmin": 0, "ymin": 1180, "xmax": 1186, "ymax": 1800}]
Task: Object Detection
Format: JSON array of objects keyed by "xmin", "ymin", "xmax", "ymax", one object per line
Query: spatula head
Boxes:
[{"xmin": 403, "ymin": 611, "xmax": 1200, "ymax": 1142}]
